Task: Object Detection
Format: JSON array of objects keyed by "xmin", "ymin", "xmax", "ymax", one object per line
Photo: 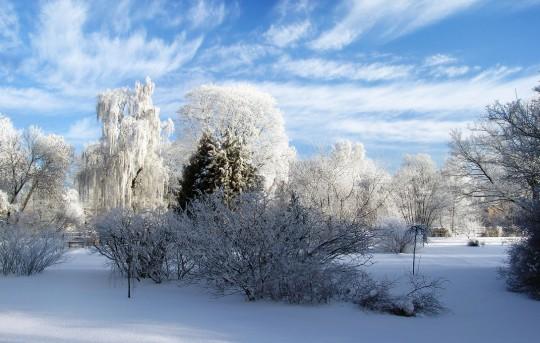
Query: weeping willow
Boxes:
[{"xmin": 77, "ymin": 78, "xmax": 172, "ymax": 214}]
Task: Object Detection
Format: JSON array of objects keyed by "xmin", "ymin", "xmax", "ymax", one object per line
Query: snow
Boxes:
[{"xmin": 1, "ymin": 240, "xmax": 539, "ymax": 343}]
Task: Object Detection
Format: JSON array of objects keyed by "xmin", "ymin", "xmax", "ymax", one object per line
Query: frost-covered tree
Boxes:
[
  {"xmin": 220, "ymin": 128, "xmax": 262, "ymax": 199},
  {"xmin": 450, "ymin": 86, "xmax": 540, "ymax": 205},
  {"xmin": 0, "ymin": 115, "xmax": 73, "ymax": 220},
  {"xmin": 392, "ymin": 154, "xmax": 449, "ymax": 232},
  {"xmin": 77, "ymin": 78, "xmax": 172, "ymax": 213},
  {"xmin": 289, "ymin": 141, "xmax": 390, "ymax": 225},
  {"xmin": 179, "ymin": 84, "xmax": 294, "ymax": 190},
  {"xmin": 437, "ymin": 165, "xmax": 483, "ymax": 237},
  {"xmin": 451, "ymin": 86, "xmax": 540, "ymax": 298}
]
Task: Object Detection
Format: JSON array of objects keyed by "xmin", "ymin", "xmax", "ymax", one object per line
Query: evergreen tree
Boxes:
[
  {"xmin": 221, "ymin": 128, "xmax": 262, "ymax": 201},
  {"xmin": 177, "ymin": 132, "xmax": 223, "ymax": 209},
  {"xmin": 176, "ymin": 130, "xmax": 261, "ymax": 209}
]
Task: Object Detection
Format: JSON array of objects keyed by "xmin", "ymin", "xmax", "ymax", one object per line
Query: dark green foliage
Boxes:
[
  {"xmin": 220, "ymin": 128, "xmax": 262, "ymax": 201},
  {"xmin": 176, "ymin": 129, "xmax": 262, "ymax": 209},
  {"xmin": 176, "ymin": 132, "xmax": 223, "ymax": 209}
]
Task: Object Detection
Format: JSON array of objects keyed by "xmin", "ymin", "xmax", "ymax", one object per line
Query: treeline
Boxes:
[{"xmin": 0, "ymin": 79, "xmax": 538, "ymax": 301}]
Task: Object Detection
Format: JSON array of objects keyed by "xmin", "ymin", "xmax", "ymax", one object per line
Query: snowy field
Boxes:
[{"xmin": 0, "ymin": 239, "xmax": 538, "ymax": 343}]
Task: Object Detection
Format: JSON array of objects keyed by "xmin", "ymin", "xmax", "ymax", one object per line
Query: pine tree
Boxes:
[
  {"xmin": 221, "ymin": 129, "xmax": 262, "ymax": 203},
  {"xmin": 176, "ymin": 130, "xmax": 262, "ymax": 209},
  {"xmin": 177, "ymin": 132, "xmax": 224, "ymax": 209}
]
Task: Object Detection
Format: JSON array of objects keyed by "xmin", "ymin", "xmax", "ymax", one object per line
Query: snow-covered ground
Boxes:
[{"xmin": 1, "ymin": 239, "xmax": 538, "ymax": 343}]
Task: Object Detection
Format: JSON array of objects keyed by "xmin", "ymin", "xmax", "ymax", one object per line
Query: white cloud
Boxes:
[
  {"xmin": 255, "ymin": 70, "xmax": 538, "ymax": 143},
  {"xmin": 0, "ymin": 87, "xmax": 87, "ymax": 113},
  {"xmin": 471, "ymin": 65, "xmax": 522, "ymax": 82},
  {"xmin": 332, "ymin": 119, "xmax": 468, "ymax": 143},
  {"xmin": 432, "ymin": 65, "xmax": 470, "ymax": 78},
  {"xmin": 188, "ymin": 0, "xmax": 226, "ymax": 29},
  {"xmin": 423, "ymin": 54, "xmax": 470, "ymax": 78},
  {"xmin": 424, "ymin": 54, "xmax": 458, "ymax": 66},
  {"xmin": 265, "ymin": 21, "xmax": 311, "ymax": 47},
  {"xmin": 275, "ymin": 0, "xmax": 313, "ymax": 18},
  {"xmin": 275, "ymin": 56, "xmax": 412, "ymax": 81},
  {"xmin": 310, "ymin": 0, "xmax": 480, "ymax": 50},
  {"xmin": 196, "ymin": 43, "xmax": 277, "ymax": 75},
  {"xmin": 0, "ymin": 0, "xmax": 19, "ymax": 50},
  {"xmin": 64, "ymin": 116, "xmax": 101, "ymax": 145},
  {"xmin": 24, "ymin": 0, "xmax": 203, "ymax": 94}
]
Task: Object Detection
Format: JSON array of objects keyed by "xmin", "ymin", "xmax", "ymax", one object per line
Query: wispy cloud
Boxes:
[
  {"xmin": 64, "ymin": 116, "xmax": 101, "ymax": 145},
  {"xmin": 274, "ymin": 56, "xmax": 412, "ymax": 81},
  {"xmin": 188, "ymin": 0, "xmax": 227, "ymax": 29},
  {"xmin": 196, "ymin": 43, "xmax": 276, "ymax": 75},
  {"xmin": 0, "ymin": 0, "xmax": 19, "ymax": 50},
  {"xmin": 424, "ymin": 54, "xmax": 471, "ymax": 78},
  {"xmin": 424, "ymin": 54, "xmax": 458, "ymax": 66},
  {"xmin": 255, "ymin": 70, "xmax": 538, "ymax": 144},
  {"xmin": 332, "ymin": 119, "xmax": 468, "ymax": 143},
  {"xmin": 265, "ymin": 21, "xmax": 311, "ymax": 47},
  {"xmin": 275, "ymin": 0, "xmax": 313, "ymax": 18},
  {"xmin": 24, "ymin": 0, "xmax": 203, "ymax": 95},
  {"xmin": 310, "ymin": 0, "xmax": 481, "ymax": 50},
  {"xmin": 0, "ymin": 87, "xmax": 87, "ymax": 113}
]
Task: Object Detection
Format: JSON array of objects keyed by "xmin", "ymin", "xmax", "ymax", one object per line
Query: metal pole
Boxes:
[
  {"xmin": 127, "ymin": 256, "xmax": 132, "ymax": 299},
  {"xmin": 412, "ymin": 227, "xmax": 417, "ymax": 275}
]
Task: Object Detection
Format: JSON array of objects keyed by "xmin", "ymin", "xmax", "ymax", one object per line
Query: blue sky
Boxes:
[{"xmin": 1, "ymin": 0, "xmax": 539, "ymax": 170}]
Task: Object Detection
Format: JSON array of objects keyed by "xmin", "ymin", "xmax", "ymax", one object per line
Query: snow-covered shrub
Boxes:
[
  {"xmin": 404, "ymin": 274, "xmax": 446, "ymax": 316},
  {"xmin": 0, "ymin": 223, "xmax": 65, "ymax": 276},
  {"xmin": 502, "ymin": 204, "xmax": 540, "ymax": 299},
  {"xmin": 505, "ymin": 241, "xmax": 540, "ymax": 299},
  {"xmin": 354, "ymin": 273, "xmax": 446, "ymax": 317},
  {"xmin": 181, "ymin": 191, "xmax": 374, "ymax": 303},
  {"xmin": 467, "ymin": 239, "xmax": 480, "ymax": 247},
  {"xmin": 377, "ymin": 218, "xmax": 415, "ymax": 253},
  {"xmin": 93, "ymin": 208, "xmax": 175, "ymax": 283},
  {"xmin": 166, "ymin": 213, "xmax": 197, "ymax": 280},
  {"xmin": 351, "ymin": 274, "xmax": 396, "ymax": 312}
]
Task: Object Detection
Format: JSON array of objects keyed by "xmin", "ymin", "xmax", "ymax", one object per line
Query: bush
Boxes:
[
  {"xmin": 467, "ymin": 239, "xmax": 480, "ymax": 247},
  {"xmin": 504, "ymin": 239, "xmax": 540, "ymax": 299},
  {"xmin": 93, "ymin": 208, "xmax": 184, "ymax": 283},
  {"xmin": 377, "ymin": 218, "xmax": 415, "ymax": 254},
  {"xmin": 354, "ymin": 273, "xmax": 446, "ymax": 317},
  {"xmin": 0, "ymin": 224, "xmax": 66, "ymax": 276},
  {"xmin": 180, "ymin": 191, "xmax": 374, "ymax": 303},
  {"xmin": 502, "ymin": 205, "xmax": 540, "ymax": 299}
]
